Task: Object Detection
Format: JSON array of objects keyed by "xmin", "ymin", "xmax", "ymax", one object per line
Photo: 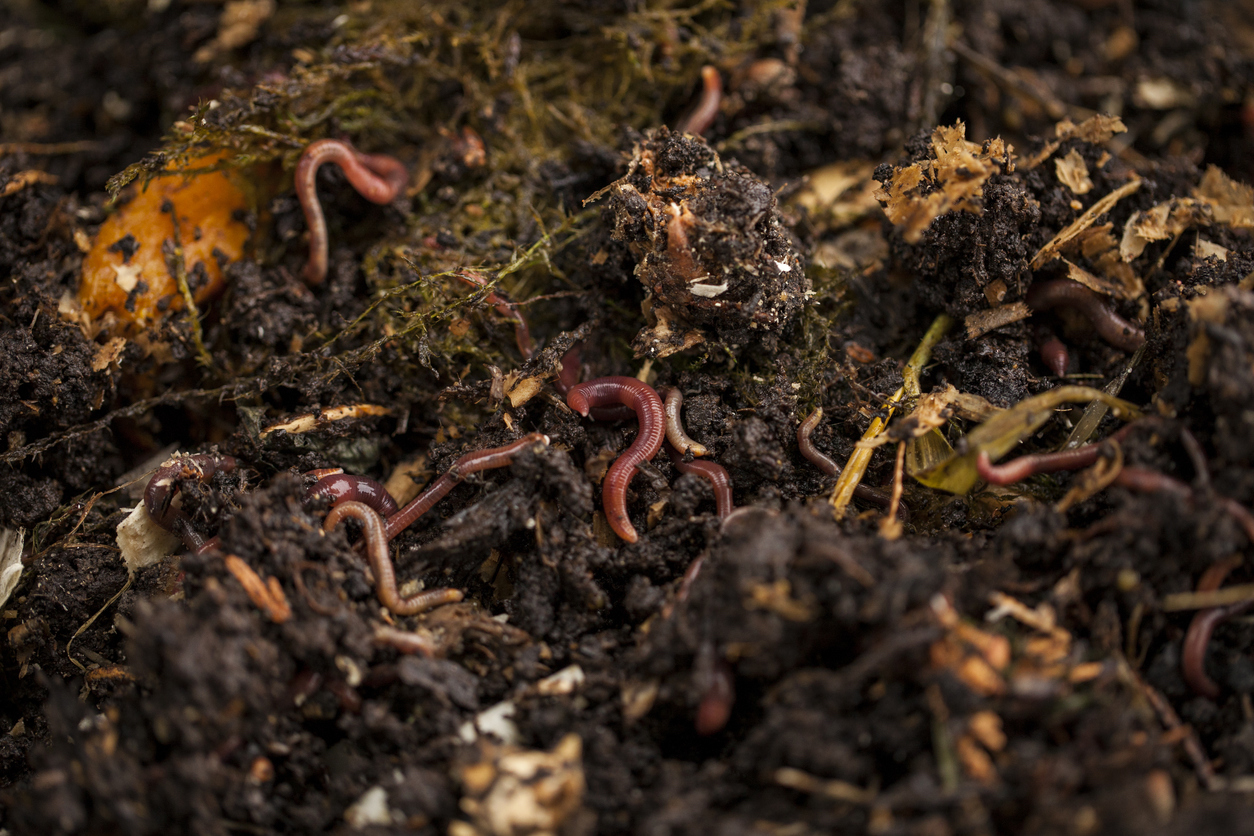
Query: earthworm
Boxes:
[
  {"xmin": 304, "ymin": 470, "xmax": 399, "ymax": 517},
  {"xmin": 665, "ymin": 441, "xmax": 734, "ymax": 519},
  {"xmin": 567, "ymin": 377, "xmax": 666, "ymax": 543},
  {"xmin": 659, "ymin": 386, "xmax": 708, "ymax": 457},
  {"xmin": 296, "ymin": 138, "xmax": 409, "ymax": 286},
  {"xmin": 677, "ymin": 65, "xmax": 723, "ymax": 137},
  {"xmin": 1025, "ymin": 278, "xmax": 1145, "ymax": 352},
  {"xmin": 144, "ymin": 453, "xmax": 238, "ymax": 553},
  {"xmin": 553, "ymin": 346, "xmax": 634, "ymax": 422},
  {"xmin": 324, "ymin": 500, "xmax": 465, "ymax": 615},
  {"xmin": 383, "ymin": 432, "xmax": 550, "ymax": 541},
  {"xmin": 1034, "ymin": 325, "xmax": 1070, "ymax": 377},
  {"xmin": 454, "ymin": 269, "xmax": 535, "ymax": 360},
  {"xmin": 373, "ymin": 624, "xmax": 437, "ymax": 657},
  {"xmin": 695, "ymin": 648, "xmax": 734, "ymax": 735},
  {"xmin": 796, "ymin": 408, "xmax": 908, "ymax": 519},
  {"xmin": 1182, "ymin": 555, "xmax": 1249, "ymax": 700}
]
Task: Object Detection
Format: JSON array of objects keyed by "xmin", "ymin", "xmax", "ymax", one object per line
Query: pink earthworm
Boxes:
[
  {"xmin": 383, "ymin": 433, "xmax": 550, "ymax": 541},
  {"xmin": 1181, "ymin": 556, "xmax": 1250, "ymax": 700},
  {"xmin": 796, "ymin": 408, "xmax": 908, "ymax": 520},
  {"xmin": 323, "ymin": 500, "xmax": 464, "ymax": 616},
  {"xmin": 677, "ymin": 65, "xmax": 723, "ymax": 137},
  {"xmin": 1026, "ymin": 278, "xmax": 1145, "ymax": 352},
  {"xmin": 659, "ymin": 386, "xmax": 708, "ymax": 457},
  {"xmin": 303, "ymin": 470, "xmax": 399, "ymax": 517},
  {"xmin": 296, "ymin": 138, "xmax": 409, "ymax": 286},
  {"xmin": 567, "ymin": 377, "xmax": 666, "ymax": 543},
  {"xmin": 665, "ymin": 441, "xmax": 733, "ymax": 519}
]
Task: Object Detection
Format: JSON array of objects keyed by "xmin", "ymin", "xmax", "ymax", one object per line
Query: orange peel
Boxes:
[{"xmin": 79, "ymin": 153, "xmax": 251, "ymax": 335}]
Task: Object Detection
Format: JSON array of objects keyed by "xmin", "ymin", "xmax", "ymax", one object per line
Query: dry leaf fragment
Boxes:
[
  {"xmin": 875, "ymin": 121, "xmax": 1013, "ymax": 243},
  {"xmin": 1194, "ymin": 166, "xmax": 1254, "ymax": 228},
  {"xmin": 1055, "ymin": 149, "xmax": 1093, "ymax": 194},
  {"xmin": 1119, "ymin": 198, "xmax": 1211, "ymax": 262}
]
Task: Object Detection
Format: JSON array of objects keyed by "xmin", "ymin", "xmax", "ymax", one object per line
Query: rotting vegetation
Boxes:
[{"xmin": 3, "ymin": 1, "xmax": 1254, "ymax": 834}]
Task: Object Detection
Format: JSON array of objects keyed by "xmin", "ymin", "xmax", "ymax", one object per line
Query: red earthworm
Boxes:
[
  {"xmin": 665, "ymin": 441, "xmax": 734, "ymax": 519},
  {"xmin": 454, "ymin": 269, "xmax": 535, "ymax": 360},
  {"xmin": 976, "ymin": 423, "xmax": 1140, "ymax": 485},
  {"xmin": 567, "ymin": 377, "xmax": 665, "ymax": 543},
  {"xmin": 659, "ymin": 386, "xmax": 708, "ymax": 457},
  {"xmin": 1035, "ymin": 325, "xmax": 1070, "ymax": 377},
  {"xmin": 144, "ymin": 453, "xmax": 237, "ymax": 553},
  {"xmin": 677, "ymin": 65, "xmax": 723, "ymax": 137},
  {"xmin": 1182, "ymin": 555, "xmax": 1249, "ymax": 700},
  {"xmin": 296, "ymin": 138, "xmax": 409, "ymax": 286},
  {"xmin": 383, "ymin": 433, "xmax": 550, "ymax": 541},
  {"xmin": 1026, "ymin": 278, "xmax": 1145, "ymax": 352},
  {"xmin": 977, "ymin": 447, "xmax": 1104, "ymax": 485},
  {"xmin": 796, "ymin": 408, "xmax": 908, "ymax": 520},
  {"xmin": 324, "ymin": 500, "xmax": 465, "ymax": 616},
  {"xmin": 552, "ymin": 346, "xmax": 634, "ymax": 422},
  {"xmin": 304, "ymin": 471, "xmax": 399, "ymax": 517}
]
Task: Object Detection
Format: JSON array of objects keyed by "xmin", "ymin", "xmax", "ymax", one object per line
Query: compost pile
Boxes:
[{"xmin": 3, "ymin": 1, "xmax": 1254, "ymax": 834}]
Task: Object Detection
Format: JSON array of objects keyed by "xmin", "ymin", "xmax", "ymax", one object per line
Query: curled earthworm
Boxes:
[
  {"xmin": 304, "ymin": 469, "xmax": 399, "ymax": 517},
  {"xmin": 296, "ymin": 138, "xmax": 409, "ymax": 286},
  {"xmin": 1026, "ymin": 278, "xmax": 1145, "ymax": 352},
  {"xmin": 665, "ymin": 441, "xmax": 734, "ymax": 519},
  {"xmin": 567, "ymin": 377, "xmax": 666, "ymax": 543},
  {"xmin": 1182, "ymin": 555, "xmax": 1250, "ymax": 700},
  {"xmin": 677, "ymin": 65, "xmax": 723, "ymax": 137},
  {"xmin": 796, "ymin": 408, "xmax": 908, "ymax": 520},
  {"xmin": 553, "ymin": 346, "xmax": 634, "ymax": 422},
  {"xmin": 144, "ymin": 453, "xmax": 238, "ymax": 553},
  {"xmin": 324, "ymin": 500, "xmax": 465, "ymax": 616},
  {"xmin": 659, "ymin": 386, "xmax": 708, "ymax": 457},
  {"xmin": 454, "ymin": 269, "xmax": 535, "ymax": 360},
  {"xmin": 383, "ymin": 432, "xmax": 550, "ymax": 541}
]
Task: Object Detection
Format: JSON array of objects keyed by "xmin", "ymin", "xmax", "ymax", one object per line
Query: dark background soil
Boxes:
[{"xmin": 3, "ymin": 1, "xmax": 1254, "ymax": 834}]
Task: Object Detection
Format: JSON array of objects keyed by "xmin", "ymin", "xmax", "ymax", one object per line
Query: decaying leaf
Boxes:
[
  {"xmin": 910, "ymin": 386, "xmax": 1142, "ymax": 494},
  {"xmin": 875, "ymin": 121, "xmax": 1014, "ymax": 243}
]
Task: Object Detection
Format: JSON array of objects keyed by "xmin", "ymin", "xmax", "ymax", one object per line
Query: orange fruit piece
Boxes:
[{"xmin": 79, "ymin": 154, "xmax": 251, "ymax": 335}]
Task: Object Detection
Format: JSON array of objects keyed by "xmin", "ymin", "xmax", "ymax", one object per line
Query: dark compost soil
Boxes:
[{"xmin": 4, "ymin": 1, "xmax": 1254, "ymax": 834}]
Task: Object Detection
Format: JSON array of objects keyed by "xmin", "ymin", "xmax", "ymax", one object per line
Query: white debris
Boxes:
[
  {"xmin": 689, "ymin": 282, "xmax": 729, "ymax": 298},
  {"xmin": 0, "ymin": 528, "xmax": 24, "ymax": 611},
  {"xmin": 344, "ymin": 786, "xmax": 392, "ymax": 829},
  {"xmin": 116, "ymin": 504, "xmax": 181, "ymax": 576},
  {"xmin": 535, "ymin": 665, "xmax": 585, "ymax": 696},
  {"xmin": 774, "ymin": 259, "xmax": 792, "ymax": 272},
  {"xmin": 459, "ymin": 700, "xmax": 520, "ymax": 745}
]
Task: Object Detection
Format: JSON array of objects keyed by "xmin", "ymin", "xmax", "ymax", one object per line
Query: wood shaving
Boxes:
[{"xmin": 1031, "ymin": 177, "xmax": 1141, "ymax": 269}]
